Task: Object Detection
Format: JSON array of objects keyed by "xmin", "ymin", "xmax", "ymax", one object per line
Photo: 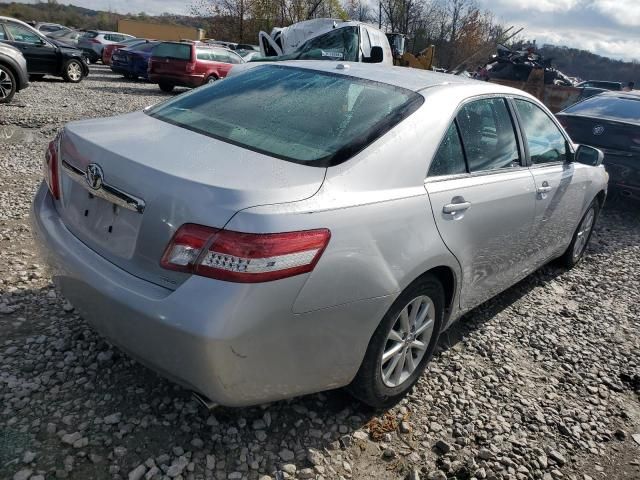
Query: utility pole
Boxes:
[{"xmin": 378, "ymin": 1, "xmax": 382, "ymax": 29}]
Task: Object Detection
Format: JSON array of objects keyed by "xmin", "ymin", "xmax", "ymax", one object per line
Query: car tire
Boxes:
[
  {"xmin": 159, "ymin": 81, "xmax": 175, "ymax": 93},
  {"xmin": 62, "ymin": 59, "xmax": 84, "ymax": 83},
  {"xmin": 29, "ymin": 74, "xmax": 45, "ymax": 81},
  {"xmin": 559, "ymin": 198, "xmax": 600, "ymax": 269},
  {"xmin": 205, "ymin": 75, "xmax": 218, "ymax": 84},
  {"xmin": 0, "ymin": 65, "xmax": 17, "ymax": 104},
  {"xmin": 347, "ymin": 274, "xmax": 444, "ymax": 409}
]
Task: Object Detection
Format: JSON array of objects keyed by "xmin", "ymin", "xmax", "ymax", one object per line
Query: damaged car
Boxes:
[{"xmin": 32, "ymin": 63, "xmax": 608, "ymax": 408}]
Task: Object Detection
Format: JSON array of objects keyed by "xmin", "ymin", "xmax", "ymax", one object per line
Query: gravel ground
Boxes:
[{"xmin": 1, "ymin": 65, "xmax": 639, "ymax": 480}]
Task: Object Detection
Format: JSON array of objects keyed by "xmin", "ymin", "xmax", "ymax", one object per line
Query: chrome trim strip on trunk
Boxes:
[{"xmin": 61, "ymin": 160, "xmax": 146, "ymax": 213}]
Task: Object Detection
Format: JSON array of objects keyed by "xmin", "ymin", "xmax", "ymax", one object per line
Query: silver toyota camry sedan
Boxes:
[{"xmin": 32, "ymin": 61, "xmax": 608, "ymax": 408}]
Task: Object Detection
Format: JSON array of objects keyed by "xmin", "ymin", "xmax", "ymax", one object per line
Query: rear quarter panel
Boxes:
[{"xmin": 225, "ymin": 100, "xmax": 461, "ymax": 317}]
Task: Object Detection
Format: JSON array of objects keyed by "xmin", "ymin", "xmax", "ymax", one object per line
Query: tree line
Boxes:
[
  {"xmin": 193, "ymin": 0, "xmax": 507, "ymax": 69},
  {"xmin": 1, "ymin": 0, "xmax": 638, "ymax": 79}
]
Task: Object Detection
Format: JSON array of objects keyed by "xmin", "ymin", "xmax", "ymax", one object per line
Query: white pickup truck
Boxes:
[{"xmin": 257, "ymin": 18, "xmax": 393, "ymax": 65}]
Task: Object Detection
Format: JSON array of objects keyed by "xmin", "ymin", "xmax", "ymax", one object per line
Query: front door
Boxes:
[
  {"xmin": 4, "ymin": 22, "xmax": 58, "ymax": 74},
  {"xmin": 425, "ymin": 97, "xmax": 537, "ymax": 310},
  {"xmin": 512, "ymin": 99, "xmax": 587, "ymax": 263}
]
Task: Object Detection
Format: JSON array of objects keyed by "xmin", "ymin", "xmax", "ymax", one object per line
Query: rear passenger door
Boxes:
[
  {"xmin": 512, "ymin": 98, "xmax": 587, "ymax": 263},
  {"xmin": 425, "ymin": 97, "xmax": 538, "ymax": 310}
]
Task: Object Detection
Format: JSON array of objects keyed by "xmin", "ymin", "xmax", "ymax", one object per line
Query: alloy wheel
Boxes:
[
  {"xmin": 67, "ymin": 62, "xmax": 82, "ymax": 82},
  {"xmin": 572, "ymin": 206, "xmax": 595, "ymax": 262},
  {"xmin": 380, "ymin": 295, "xmax": 435, "ymax": 388},
  {"xmin": 0, "ymin": 69, "xmax": 14, "ymax": 100}
]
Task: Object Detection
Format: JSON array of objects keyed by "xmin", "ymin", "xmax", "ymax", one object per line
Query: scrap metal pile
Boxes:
[{"xmin": 484, "ymin": 44, "xmax": 575, "ymax": 86}]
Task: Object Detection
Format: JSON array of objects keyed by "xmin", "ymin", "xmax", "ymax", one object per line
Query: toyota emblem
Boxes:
[
  {"xmin": 85, "ymin": 163, "xmax": 104, "ymax": 190},
  {"xmin": 592, "ymin": 125, "xmax": 605, "ymax": 136}
]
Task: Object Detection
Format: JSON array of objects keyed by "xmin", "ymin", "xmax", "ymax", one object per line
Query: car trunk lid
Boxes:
[{"xmin": 56, "ymin": 111, "xmax": 326, "ymax": 289}]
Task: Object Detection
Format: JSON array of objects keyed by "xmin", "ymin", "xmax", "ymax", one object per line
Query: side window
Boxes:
[
  {"xmin": 6, "ymin": 24, "xmax": 42, "ymax": 44},
  {"xmin": 0, "ymin": 25, "xmax": 6, "ymax": 41},
  {"xmin": 514, "ymin": 99, "xmax": 567, "ymax": 164},
  {"xmin": 196, "ymin": 49, "xmax": 211, "ymax": 60},
  {"xmin": 227, "ymin": 52, "xmax": 243, "ymax": 64},
  {"xmin": 456, "ymin": 98, "xmax": 520, "ymax": 172},
  {"xmin": 211, "ymin": 49, "xmax": 225, "ymax": 62},
  {"xmin": 428, "ymin": 122, "xmax": 467, "ymax": 177}
]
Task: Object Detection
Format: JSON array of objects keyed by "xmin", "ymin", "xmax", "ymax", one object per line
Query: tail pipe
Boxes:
[{"xmin": 192, "ymin": 391, "xmax": 217, "ymax": 410}]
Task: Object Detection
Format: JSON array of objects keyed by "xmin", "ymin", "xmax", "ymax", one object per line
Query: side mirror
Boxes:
[
  {"xmin": 364, "ymin": 46, "xmax": 384, "ymax": 64},
  {"xmin": 574, "ymin": 144, "xmax": 604, "ymax": 166}
]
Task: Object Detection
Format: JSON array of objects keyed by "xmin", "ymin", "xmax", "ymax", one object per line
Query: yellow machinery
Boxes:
[{"xmin": 399, "ymin": 45, "xmax": 436, "ymax": 70}]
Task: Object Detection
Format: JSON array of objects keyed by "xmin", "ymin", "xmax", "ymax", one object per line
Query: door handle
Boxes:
[
  {"xmin": 443, "ymin": 201, "xmax": 472, "ymax": 214},
  {"xmin": 537, "ymin": 181, "xmax": 553, "ymax": 194}
]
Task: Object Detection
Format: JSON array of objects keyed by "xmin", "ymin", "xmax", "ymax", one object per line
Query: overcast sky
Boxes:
[{"xmin": 14, "ymin": 0, "xmax": 640, "ymax": 61}]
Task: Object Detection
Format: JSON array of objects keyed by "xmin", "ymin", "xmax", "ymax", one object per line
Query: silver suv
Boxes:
[
  {"xmin": 77, "ymin": 30, "xmax": 134, "ymax": 63},
  {"xmin": 0, "ymin": 42, "xmax": 29, "ymax": 103}
]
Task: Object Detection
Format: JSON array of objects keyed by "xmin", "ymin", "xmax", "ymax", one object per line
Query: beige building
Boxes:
[{"xmin": 118, "ymin": 19, "xmax": 205, "ymax": 41}]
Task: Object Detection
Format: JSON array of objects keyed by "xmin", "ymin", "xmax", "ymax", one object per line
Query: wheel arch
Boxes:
[
  {"xmin": 0, "ymin": 58, "xmax": 20, "ymax": 91},
  {"xmin": 405, "ymin": 265, "xmax": 458, "ymax": 328}
]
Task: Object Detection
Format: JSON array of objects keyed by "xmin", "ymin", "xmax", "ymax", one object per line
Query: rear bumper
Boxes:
[
  {"xmin": 31, "ymin": 184, "xmax": 391, "ymax": 406},
  {"xmin": 149, "ymin": 73, "xmax": 205, "ymax": 88}
]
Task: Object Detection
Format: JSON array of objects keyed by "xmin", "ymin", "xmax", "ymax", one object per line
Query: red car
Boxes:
[
  {"xmin": 102, "ymin": 38, "xmax": 146, "ymax": 65},
  {"xmin": 148, "ymin": 42, "xmax": 244, "ymax": 92}
]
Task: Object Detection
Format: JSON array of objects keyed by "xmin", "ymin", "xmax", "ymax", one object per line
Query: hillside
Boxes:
[
  {"xmin": 0, "ymin": 1, "xmax": 206, "ymax": 31},
  {"xmin": 539, "ymin": 44, "xmax": 639, "ymax": 84}
]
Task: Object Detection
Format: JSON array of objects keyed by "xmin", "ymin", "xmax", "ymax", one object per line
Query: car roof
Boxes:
[
  {"xmin": 597, "ymin": 90, "xmax": 640, "ymax": 99},
  {"xmin": 259, "ymin": 60, "xmax": 533, "ymax": 97},
  {"xmin": 0, "ymin": 16, "xmax": 43, "ymax": 32}
]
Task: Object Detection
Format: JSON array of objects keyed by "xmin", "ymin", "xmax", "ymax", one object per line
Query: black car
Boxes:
[
  {"xmin": 0, "ymin": 16, "xmax": 89, "ymax": 83},
  {"xmin": 0, "ymin": 42, "xmax": 29, "ymax": 103},
  {"xmin": 557, "ymin": 92, "xmax": 640, "ymax": 201}
]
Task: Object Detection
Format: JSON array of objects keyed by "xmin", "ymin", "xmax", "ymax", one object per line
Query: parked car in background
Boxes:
[
  {"xmin": 258, "ymin": 19, "xmax": 393, "ymax": 65},
  {"xmin": 102, "ymin": 37, "xmax": 145, "ymax": 65},
  {"xmin": 208, "ymin": 40, "xmax": 238, "ymax": 50},
  {"xmin": 0, "ymin": 42, "xmax": 29, "ymax": 103},
  {"xmin": 110, "ymin": 40, "xmax": 159, "ymax": 80},
  {"xmin": 32, "ymin": 22, "xmax": 71, "ymax": 35},
  {"xmin": 33, "ymin": 63, "xmax": 607, "ymax": 408},
  {"xmin": 575, "ymin": 80, "xmax": 623, "ymax": 91},
  {"xmin": 77, "ymin": 30, "xmax": 134, "ymax": 63},
  {"xmin": 558, "ymin": 91, "xmax": 640, "ymax": 202},
  {"xmin": 236, "ymin": 49, "xmax": 261, "ymax": 62},
  {"xmin": 237, "ymin": 43, "xmax": 259, "ymax": 51},
  {"xmin": 148, "ymin": 42, "xmax": 244, "ymax": 92},
  {"xmin": 46, "ymin": 28, "xmax": 84, "ymax": 47},
  {"xmin": 0, "ymin": 16, "xmax": 89, "ymax": 83}
]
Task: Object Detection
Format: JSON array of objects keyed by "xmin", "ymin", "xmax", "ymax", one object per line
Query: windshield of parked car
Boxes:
[
  {"xmin": 268, "ymin": 26, "xmax": 360, "ymax": 62},
  {"xmin": 152, "ymin": 42, "xmax": 191, "ymax": 60},
  {"xmin": 146, "ymin": 65, "xmax": 423, "ymax": 166},
  {"xmin": 563, "ymin": 95, "xmax": 640, "ymax": 123}
]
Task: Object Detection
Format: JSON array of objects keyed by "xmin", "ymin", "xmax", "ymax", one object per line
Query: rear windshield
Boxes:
[
  {"xmin": 563, "ymin": 95, "xmax": 640, "ymax": 122},
  {"xmin": 152, "ymin": 42, "xmax": 191, "ymax": 60},
  {"xmin": 83, "ymin": 31, "xmax": 99, "ymax": 38},
  {"xmin": 146, "ymin": 65, "xmax": 423, "ymax": 166}
]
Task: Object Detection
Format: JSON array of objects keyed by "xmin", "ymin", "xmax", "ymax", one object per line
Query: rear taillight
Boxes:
[
  {"xmin": 44, "ymin": 132, "xmax": 62, "ymax": 200},
  {"xmin": 160, "ymin": 224, "xmax": 331, "ymax": 283}
]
